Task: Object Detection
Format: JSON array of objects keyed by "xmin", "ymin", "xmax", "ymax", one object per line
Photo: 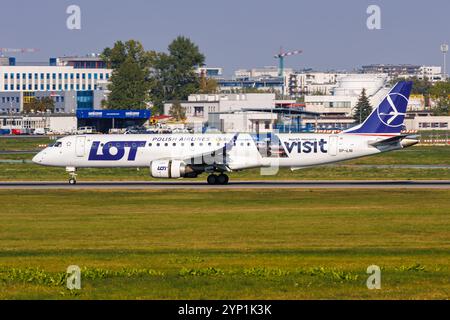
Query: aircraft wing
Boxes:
[{"xmin": 155, "ymin": 134, "xmax": 239, "ymax": 170}]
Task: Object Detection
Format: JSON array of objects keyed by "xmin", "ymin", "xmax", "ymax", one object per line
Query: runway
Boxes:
[{"xmin": 1, "ymin": 180, "xmax": 450, "ymax": 189}]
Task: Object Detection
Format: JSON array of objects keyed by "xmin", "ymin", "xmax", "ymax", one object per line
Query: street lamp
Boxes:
[{"xmin": 441, "ymin": 44, "xmax": 448, "ymax": 80}]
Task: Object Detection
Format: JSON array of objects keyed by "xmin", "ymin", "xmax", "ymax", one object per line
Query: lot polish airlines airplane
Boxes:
[{"xmin": 33, "ymin": 81, "xmax": 418, "ymax": 185}]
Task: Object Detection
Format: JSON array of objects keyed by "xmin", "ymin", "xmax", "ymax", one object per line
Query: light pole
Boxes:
[{"xmin": 441, "ymin": 44, "xmax": 448, "ymax": 80}]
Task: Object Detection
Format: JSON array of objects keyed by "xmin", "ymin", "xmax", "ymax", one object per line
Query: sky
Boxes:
[{"xmin": 1, "ymin": 0, "xmax": 449, "ymax": 76}]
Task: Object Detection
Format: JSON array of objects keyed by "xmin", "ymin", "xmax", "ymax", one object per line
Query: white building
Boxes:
[
  {"xmin": 164, "ymin": 93, "xmax": 276, "ymax": 124},
  {"xmin": 0, "ymin": 65, "xmax": 111, "ymax": 93},
  {"xmin": 195, "ymin": 67, "xmax": 223, "ymax": 79},
  {"xmin": 208, "ymin": 111, "xmax": 278, "ymax": 133},
  {"xmin": 0, "ymin": 114, "xmax": 77, "ymax": 134},
  {"xmin": 404, "ymin": 115, "xmax": 450, "ymax": 131},
  {"xmin": 417, "ymin": 66, "xmax": 443, "ymax": 82},
  {"xmin": 234, "ymin": 66, "xmax": 292, "ymax": 79},
  {"xmin": 304, "ymin": 74, "xmax": 389, "ymax": 117},
  {"xmin": 289, "ymin": 72, "xmax": 338, "ymax": 96}
]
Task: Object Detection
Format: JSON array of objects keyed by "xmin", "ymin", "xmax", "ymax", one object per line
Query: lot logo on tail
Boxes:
[
  {"xmin": 88, "ymin": 141, "xmax": 146, "ymax": 161},
  {"xmin": 377, "ymin": 93, "xmax": 408, "ymax": 127}
]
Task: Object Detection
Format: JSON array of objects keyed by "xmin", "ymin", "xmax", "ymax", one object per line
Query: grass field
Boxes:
[
  {"xmin": 0, "ymin": 136, "xmax": 54, "ymax": 151},
  {"xmin": 0, "ymin": 189, "xmax": 449, "ymax": 299}
]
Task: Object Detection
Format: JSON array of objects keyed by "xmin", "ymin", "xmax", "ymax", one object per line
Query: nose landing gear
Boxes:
[
  {"xmin": 66, "ymin": 167, "xmax": 77, "ymax": 185},
  {"xmin": 207, "ymin": 173, "xmax": 229, "ymax": 185}
]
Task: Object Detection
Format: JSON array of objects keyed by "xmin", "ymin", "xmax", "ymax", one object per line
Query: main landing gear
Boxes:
[
  {"xmin": 207, "ymin": 173, "xmax": 229, "ymax": 185},
  {"xmin": 66, "ymin": 167, "xmax": 77, "ymax": 185}
]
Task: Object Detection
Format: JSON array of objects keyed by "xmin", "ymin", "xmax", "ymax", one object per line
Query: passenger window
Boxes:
[
  {"xmin": 164, "ymin": 143, "xmax": 168, "ymax": 147},
  {"xmin": 173, "ymin": 143, "xmax": 176, "ymax": 146},
  {"xmin": 156, "ymin": 143, "xmax": 160, "ymax": 147},
  {"xmin": 191, "ymin": 143, "xmax": 194, "ymax": 146},
  {"xmin": 148, "ymin": 143, "xmax": 152, "ymax": 147}
]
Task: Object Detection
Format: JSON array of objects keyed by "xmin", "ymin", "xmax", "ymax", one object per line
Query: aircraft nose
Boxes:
[{"xmin": 32, "ymin": 151, "xmax": 44, "ymax": 164}]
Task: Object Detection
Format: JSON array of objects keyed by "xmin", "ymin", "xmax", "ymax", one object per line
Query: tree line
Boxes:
[{"xmin": 101, "ymin": 37, "xmax": 217, "ymax": 115}]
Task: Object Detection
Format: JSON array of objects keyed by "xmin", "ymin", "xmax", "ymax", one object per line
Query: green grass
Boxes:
[
  {"xmin": 0, "ymin": 137, "xmax": 54, "ymax": 151},
  {"xmin": 0, "ymin": 189, "xmax": 449, "ymax": 299},
  {"xmin": 0, "ymin": 162, "xmax": 449, "ymax": 181}
]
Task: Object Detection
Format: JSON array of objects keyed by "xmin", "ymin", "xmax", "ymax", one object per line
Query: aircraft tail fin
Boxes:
[{"xmin": 344, "ymin": 81, "xmax": 412, "ymax": 134}]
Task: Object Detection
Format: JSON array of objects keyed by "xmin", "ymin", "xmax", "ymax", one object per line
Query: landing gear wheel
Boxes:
[
  {"xmin": 217, "ymin": 174, "xmax": 229, "ymax": 185},
  {"xmin": 66, "ymin": 167, "xmax": 77, "ymax": 185},
  {"xmin": 207, "ymin": 174, "xmax": 217, "ymax": 185}
]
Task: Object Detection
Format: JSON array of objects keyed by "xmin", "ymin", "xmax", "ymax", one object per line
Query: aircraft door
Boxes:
[
  {"xmin": 328, "ymin": 135, "xmax": 338, "ymax": 156},
  {"xmin": 75, "ymin": 136, "xmax": 86, "ymax": 157}
]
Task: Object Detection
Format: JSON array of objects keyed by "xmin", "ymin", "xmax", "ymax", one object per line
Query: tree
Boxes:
[
  {"xmin": 168, "ymin": 101, "xmax": 186, "ymax": 121},
  {"xmin": 430, "ymin": 80, "xmax": 450, "ymax": 116},
  {"xmin": 107, "ymin": 56, "xmax": 150, "ymax": 109},
  {"xmin": 353, "ymin": 88, "xmax": 372, "ymax": 123},
  {"xmin": 101, "ymin": 40, "xmax": 154, "ymax": 109},
  {"xmin": 23, "ymin": 97, "xmax": 54, "ymax": 113},
  {"xmin": 199, "ymin": 76, "xmax": 218, "ymax": 94},
  {"xmin": 151, "ymin": 36, "xmax": 205, "ymax": 113}
]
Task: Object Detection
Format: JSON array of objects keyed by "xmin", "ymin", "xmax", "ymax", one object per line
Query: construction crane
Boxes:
[{"xmin": 274, "ymin": 48, "xmax": 302, "ymax": 96}]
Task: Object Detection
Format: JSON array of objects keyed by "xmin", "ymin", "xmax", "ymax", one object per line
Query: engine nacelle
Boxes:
[{"xmin": 150, "ymin": 160, "xmax": 191, "ymax": 178}]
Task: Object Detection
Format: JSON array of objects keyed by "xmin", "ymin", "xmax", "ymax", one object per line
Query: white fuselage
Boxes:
[{"xmin": 32, "ymin": 132, "xmax": 398, "ymax": 171}]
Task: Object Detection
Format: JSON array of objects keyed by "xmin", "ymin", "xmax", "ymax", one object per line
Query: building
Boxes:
[
  {"xmin": 195, "ymin": 67, "xmax": 223, "ymax": 79},
  {"xmin": 216, "ymin": 66, "xmax": 294, "ymax": 95},
  {"xmin": 0, "ymin": 56, "xmax": 112, "ymax": 114},
  {"xmin": 208, "ymin": 111, "xmax": 279, "ymax": 133},
  {"xmin": 361, "ymin": 64, "xmax": 421, "ymax": 77},
  {"xmin": 76, "ymin": 109, "xmax": 151, "ymax": 133},
  {"xmin": 164, "ymin": 93, "xmax": 277, "ymax": 124},
  {"xmin": 362, "ymin": 64, "xmax": 444, "ymax": 82},
  {"xmin": 234, "ymin": 66, "xmax": 293, "ymax": 79},
  {"xmin": 404, "ymin": 114, "xmax": 450, "ymax": 131},
  {"xmin": 288, "ymin": 72, "xmax": 338, "ymax": 96},
  {"xmin": 218, "ymin": 78, "xmax": 284, "ymax": 94},
  {"xmin": 0, "ymin": 114, "xmax": 77, "ymax": 134}
]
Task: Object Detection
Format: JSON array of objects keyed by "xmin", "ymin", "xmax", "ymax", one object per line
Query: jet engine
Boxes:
[{"xmin": 150, "ymin": 160, "xmax": 195, "ymax": 178}]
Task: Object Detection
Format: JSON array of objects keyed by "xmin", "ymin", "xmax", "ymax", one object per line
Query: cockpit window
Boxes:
[{"xmin": 49, "ymin": 141, "xmax": 62, "ymax": 147}]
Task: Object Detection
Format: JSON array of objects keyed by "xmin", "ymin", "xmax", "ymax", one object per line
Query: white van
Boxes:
[{"xmin": 76, "ymin": 126, "xmax": 97, "ymax": 134}]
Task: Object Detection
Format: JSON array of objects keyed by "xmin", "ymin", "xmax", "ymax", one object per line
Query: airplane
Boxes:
[{"xmin": 32, "ymin": 81, "xmax": 418, "ymax": 185}]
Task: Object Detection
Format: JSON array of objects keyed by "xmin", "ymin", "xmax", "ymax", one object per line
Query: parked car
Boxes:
[
  {"xmin": 33, "ymin": 128, "xmax": 47, "ymax": 135},
  {"xmin": 76, "ymin": 126, "xmax": 97, "ymax": 134}
]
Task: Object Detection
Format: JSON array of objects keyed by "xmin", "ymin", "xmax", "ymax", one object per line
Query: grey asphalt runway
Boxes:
[{"xmin": 0, "ymin": 180, "xmax": 450, "ymax": 189}]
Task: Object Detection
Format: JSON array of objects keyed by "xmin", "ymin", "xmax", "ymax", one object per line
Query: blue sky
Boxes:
[{"xmin": 1, "ymin": 0, "xmax": 449, "ymax": 75}]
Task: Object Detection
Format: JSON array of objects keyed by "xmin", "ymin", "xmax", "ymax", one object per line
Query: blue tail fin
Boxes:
[{"xmin": 344, "ymin": 81, "xmax": 412, "ymax": 134}]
